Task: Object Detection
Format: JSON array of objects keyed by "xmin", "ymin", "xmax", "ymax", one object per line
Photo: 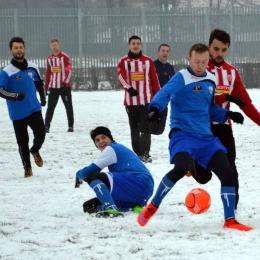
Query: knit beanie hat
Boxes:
[{"xmin": 90, "ymin": 126, "xmax": 114, "ymax": 143}]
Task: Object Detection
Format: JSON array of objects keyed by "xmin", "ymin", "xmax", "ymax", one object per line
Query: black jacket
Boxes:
[{"xmin": 154, "ymin": 59, "xmax": 175, "ymax": 87}]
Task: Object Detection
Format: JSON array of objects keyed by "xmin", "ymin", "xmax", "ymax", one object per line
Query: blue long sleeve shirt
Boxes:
[
  {"xmin": 149, "ymin": 67, "xmax": 228, "ymax": 137},
  {"xmin": 0, "ymin": 62, "xmax": 42, "ymax": 120},
  {"xmin": 76, "ymin": 142, "xmax": 154, "ymax": 191}
]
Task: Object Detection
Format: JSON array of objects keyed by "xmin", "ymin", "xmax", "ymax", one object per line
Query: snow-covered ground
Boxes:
[{"xmin": 0, "ymin": 89, "xmax": 260, "ymax": 260}]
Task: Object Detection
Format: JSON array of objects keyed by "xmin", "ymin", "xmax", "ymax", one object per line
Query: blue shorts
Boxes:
[
  {"xmin": 104, "ymin": 172, "xmax": 153, "ymax": 210},
  {"xmin": 168, "ymin": 131, "xmax": 227, "ymax": 169}
]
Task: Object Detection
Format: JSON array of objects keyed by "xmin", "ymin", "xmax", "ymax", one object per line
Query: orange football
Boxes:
[{"xmin": 185, "ymin": 188, "xmax": 211, "ymax": 214}]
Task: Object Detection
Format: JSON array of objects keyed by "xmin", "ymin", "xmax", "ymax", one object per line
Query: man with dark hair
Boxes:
[
  {"xmin": 75, "ymin": 126, "xmax": 154, "ymax": 218},
  {"xmin": 44, "ymin": 38, "xmax": 74, "ymax": 133},
  {"xmin": 117, "ymin": 35, "xmax": 160, "ymax": 163},
  {"xmin": 0, "ymin": 37, "xmax": 46, "ymax": 178},
  {"xmin": 137, "ymin": 43, "xmax": 253, "ymax": 231},
  {"xmin": 154, "ymin": 43, "xmax": 175, "ymax": 88},
  {"xmin": 188, "ymin": 29, "xmax": 260, "ymax": 210},
  {"xmin": 152, "ymin": 43, "xmax": 175, "ymax": 135}
]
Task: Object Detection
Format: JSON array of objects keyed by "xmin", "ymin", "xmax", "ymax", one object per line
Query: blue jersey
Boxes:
[
  {"xmin": 76, "ymin": 142, "xmax": 154, "ymax": 191},
  {"xmin": 149, "ymin": 67, "xmax": 228, "ymax": 137},
  {"xmin": 0, "ymin": 62, "xmax": 42, "ymax": 120}
]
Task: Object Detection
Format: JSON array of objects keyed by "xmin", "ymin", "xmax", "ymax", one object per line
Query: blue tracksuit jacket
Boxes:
[{"xmin": 154, "ymin": 59, "xmax": 175, "ymax": 87}]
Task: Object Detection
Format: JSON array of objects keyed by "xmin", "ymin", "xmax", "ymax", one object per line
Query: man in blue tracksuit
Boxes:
[
  {"xmin": 75, "ymin": 126, "xmax": 154, "ymax": 218},
  {"xmin": 0, "ymin": 37, "xmax": 46, "ymax": 178},
  {"xmin": 151, "ymin": 43, "xmax": 175, "ymax": 135},
  {"xmin": 154, "ymin": 43, "xmax": 175, "ymax": 88},
  {"xmin": 137, "ymin": 43, "xmax": 253, "ymax": 231}
]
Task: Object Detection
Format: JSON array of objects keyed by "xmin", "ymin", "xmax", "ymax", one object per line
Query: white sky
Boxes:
[{"xmin": 0, "ymin": 89, "xmax": 260, "ymax": 260}]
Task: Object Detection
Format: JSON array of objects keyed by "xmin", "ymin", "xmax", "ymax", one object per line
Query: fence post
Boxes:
[
  {"xmin": 78, "ymin": 7, "xmax": 83, "ymax": 69},
  {"xmin": 229, "ymin": 0, "xmax": 234, "ymax": 63},
  {"xmin": 205, "ymin": 7, "xmax": 210, "ymax": 43},
  {"xmin": 14, "ymin": 8, "xmax": 19, "ymax": 36},
  {"xmin": 141, "ymin": 8, "xmax": 147, "ymax": 52}
]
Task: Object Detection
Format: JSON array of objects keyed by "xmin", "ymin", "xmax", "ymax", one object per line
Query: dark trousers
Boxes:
[
  {"xmin": 168, "ymin": 150, "xmax": 235, "ymax": 187},
  {"xmin": 125, "ymin": 104, "xmax": 151, "ymax": 156},
  {"xmin": 45, "ymin": 88, "xmax": 74, "ymax": 128},
  {"xmin": 191, "ymin": 124, "xmax": 239, "ymax": 209},
  {"xmin": 13, "ymin": 111, "xmax": 45, "ymax": 169}
]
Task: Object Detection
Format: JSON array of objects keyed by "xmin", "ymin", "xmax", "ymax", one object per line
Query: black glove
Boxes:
[
  {"xmin": 128, "ymin": 87, "xmax": 139, "ymax": 97},
  {"xmin": 40, "ymin": 98, "xmax": 46, "ymax": 107},
  {"xmin": 75, "ymin": 177, "xmax": 83, "ymax": 188},
  {"xmin": 226, "ymin": 94, "xmax": 245, "ymax": 107},
  {"xmin": 15, "ymin": 92, "xmax": 25, "ymax": 101},
  {"xmin": 226, "ymin": 111, "xmax": 244, "ymax": 124},
  {"xmin": 148, "ymin": 107, "xmax": 161, "ymax": 123},
  {"xmin": 60, "ymin": 83, "xmax": 66, "ymax": 88}
]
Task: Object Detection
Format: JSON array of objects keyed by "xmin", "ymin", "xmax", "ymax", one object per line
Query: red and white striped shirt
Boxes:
[
  {"xmin": 44, "ymin": 51, "xmax": 72, "ymax": 89},
  {"xmin": 208, "ymin": 58, "xmax": 260, "ymax": 126},
  {"xmin": 118, "ymin": 54, "xmax": 160, "ymax": 106}
]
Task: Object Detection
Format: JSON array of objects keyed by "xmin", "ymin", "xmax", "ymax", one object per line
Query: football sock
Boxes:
[
  {"xmin": 221, "ymin": 186, "xmax": 236, "ymax": 220},
  {"xmin": 152, "ymin": 175, "xmax": 176, "ymax": 207},
  {"xmin": 89, "ymin": 180, "xmax": 117, "ymax": 210}
]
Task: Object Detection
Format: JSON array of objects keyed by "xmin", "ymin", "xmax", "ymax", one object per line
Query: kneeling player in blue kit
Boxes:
[{"xmin": 75, "ymin": 126, "xmax": 154, "ymax": 218}]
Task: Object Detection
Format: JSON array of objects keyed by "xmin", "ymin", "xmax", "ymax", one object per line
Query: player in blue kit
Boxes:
[
  {"xmin": 75, "ymin": 126, "xmax": 154, "ymax": 218},
  {"xmin": 137, "ymin": 43, "xmax": 253, "ymax": 231},
  {"xmin": 0, "ymin": 37, "xmax": 46, "ymax": 178}
]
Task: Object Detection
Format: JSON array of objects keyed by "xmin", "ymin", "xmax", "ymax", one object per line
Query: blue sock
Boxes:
[
  {"xmin": 152, "ymin": 175, "xmax": 176, "ymax": 207},
  {"xmin": 89, "ymin": 180, "xmax": 117, "ymax": 211},
  {"xmin": 221, "ymin": 186, "xmax": 236, "ymax": 220}
]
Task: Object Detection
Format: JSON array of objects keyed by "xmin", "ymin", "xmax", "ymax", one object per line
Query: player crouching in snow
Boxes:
[{"xmin": 75, "ymin": 126, "xmax": 154, "ymax": 218}]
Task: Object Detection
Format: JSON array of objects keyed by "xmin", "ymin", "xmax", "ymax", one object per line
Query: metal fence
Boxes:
[{"xmin": 0, "ymin": 7, "xmax": 260, "ymax": 89}]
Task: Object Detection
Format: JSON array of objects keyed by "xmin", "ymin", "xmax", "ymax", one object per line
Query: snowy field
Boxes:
[{"xmin": 0, "ymin": 89, "xmax": 260, "ymax": 260}]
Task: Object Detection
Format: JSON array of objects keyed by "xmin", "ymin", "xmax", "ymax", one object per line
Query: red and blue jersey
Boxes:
[
  {"xmin": 45, "ymin": 51, "xmax": 72, "ymax": 89},
  {"xmin": 207, "ymin": 58, "xmax": 260, "ymax": 126},
  {"xmin": 118, "ymin": 54, "xmax": 160, "ymax": 106}
]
